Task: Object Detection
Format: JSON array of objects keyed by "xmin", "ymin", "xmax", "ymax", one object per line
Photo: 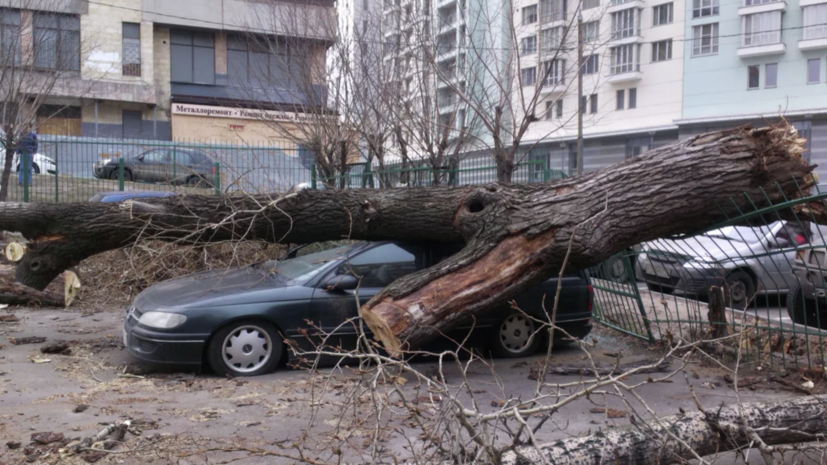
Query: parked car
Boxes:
[
  {"xmin": 635, "ymin": 221, "xmax": 810, "ymax": 308},
  {"xmin": 89, "ymin": 191, "xmax": 177, "ymax": 202},
  {"xmin": 787, "ymin": 226, "xmax": 827, "ymax": 328},
  {"xmin": 123, "ymin": 241, "xmax": 594, "ymax": 376},
  {"xmin": 93, "ymin": 148, "xmax": 214, "ymax": 186},
  {"xmin": 2, "ymin": 149, "xmax": 57, "ymax": 175}
]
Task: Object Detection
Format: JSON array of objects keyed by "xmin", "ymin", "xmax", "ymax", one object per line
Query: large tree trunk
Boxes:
[
  {"xmin": 501, "ymin": 395, "xmax": 827, "ymax": 465},
  {"xmin": 0, "ymin": 126, "xmax": 820, "ymax": 351}
]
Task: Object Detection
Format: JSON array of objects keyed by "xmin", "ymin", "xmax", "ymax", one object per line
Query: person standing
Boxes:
[{"xmin": 17, "ymin": 127, "xmax": 38, "ymax": 186}]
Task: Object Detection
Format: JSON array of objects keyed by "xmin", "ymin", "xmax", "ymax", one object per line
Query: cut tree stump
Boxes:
[
  {"xmin": 0, "ymin": 125, "xmax": 820, "ymax": 350},
  {"xmin": 501, "ymin": 395, "xmax": 827, "ymax": 465},
  {"xmin": 0, "ymin": 265, "xmax": 79, "ymax": 307}
]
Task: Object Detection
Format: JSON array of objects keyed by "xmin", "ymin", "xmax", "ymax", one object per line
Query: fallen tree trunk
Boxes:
[
  {"xmin": 501, "ymin": 395, "xmax": 827, "ymax": 465},
  {"xmin": 0, "ymin": 265, "xmax": 79, "ymax": 307},
  {"xmin": 0, "ymin": 125, "xmax": 821, "ymax": 350}
]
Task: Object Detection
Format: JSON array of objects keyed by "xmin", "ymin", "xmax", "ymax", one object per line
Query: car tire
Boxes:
[
  {"xmin": 488, "ymin": 311, "xmax": 542, "ymax": 358},
  {"xmin": 207, "ymin": 320, "xmax": 282, "ymax": 377},
  {"xmin": 787, "ymin": 280, "xmax": 822, "ymax": 328},
  {"xmin": 109, "ymin": 169, "xmax": 120, "ymax": 180},
  {"xmin": 32, "ymin": 163, "xmax": 40, "ymax": 174},
  {"xmin": 186, "ymin": 175, "xmax": 205, "ymax": 188},
  {"xmin": 123, "ymin": 169, "xmax": 133, "ymax": 182},
  {"xmin": 603, "ymin": 254, "xmax": 629, "ymax": 283},
  {"xmin": 724, "ymin": 270, "xmax": 756, "ymax": 310}
]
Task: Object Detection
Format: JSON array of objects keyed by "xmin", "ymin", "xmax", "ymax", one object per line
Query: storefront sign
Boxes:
[{"xmin": 172, "ymin": 103, "xmax": 312, "ymax": 123}]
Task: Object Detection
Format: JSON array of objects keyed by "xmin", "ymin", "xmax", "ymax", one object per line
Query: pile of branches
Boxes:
[{"xmin": 79, "ymin": 240, "xmax": 284, "ymax": 305}]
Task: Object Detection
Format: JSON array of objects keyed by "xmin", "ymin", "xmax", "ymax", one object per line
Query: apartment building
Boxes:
[
  {"xmin": 1, "ymin": 0, "xmax": 335, "ymax": 143},
  {"xmin": 515, "ymin": 0, "xmax": 686, "ymax": 174},
  {"xmin": 677, "ymin": 0, "xmax": 827, "ymax": 180}
]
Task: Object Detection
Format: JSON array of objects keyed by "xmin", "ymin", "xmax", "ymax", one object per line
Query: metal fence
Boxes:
[
  {"xmin": 587, "ymin": 182, "xmax": 827, "ymax": 371},
  {"xmin": 5, "ymin": 137, "xmax": 566, "ymax": 203}
]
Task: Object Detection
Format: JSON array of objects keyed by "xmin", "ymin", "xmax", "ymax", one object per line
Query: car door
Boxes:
[
  {"xmin": 307, "ymin": 242, "xmax": 424, "ymax": 349},
  {"xmin": 762, "ymin": 221, "xmax": 810, "ymax": 292},
  {"xmin": 163, "ymin": 149, "xmax": 192, "ymax": 184},
  {"xmin": 133, "ymin": 149, "xmax": 166, "ymax": 182}
]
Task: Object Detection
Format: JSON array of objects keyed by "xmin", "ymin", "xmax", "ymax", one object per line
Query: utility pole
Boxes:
[{"xmin": 576, "ymin": 10, "xmax": 583, "ymax": 176}]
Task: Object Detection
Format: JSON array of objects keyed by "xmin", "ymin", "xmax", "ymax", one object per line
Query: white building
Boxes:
[{"xmin": 511, "ymin": 0, "xmax": 686, "ymax": 174}]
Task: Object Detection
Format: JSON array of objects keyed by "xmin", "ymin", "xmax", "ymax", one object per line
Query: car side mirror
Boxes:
[
  {"xmin": 324, "ymin": 274, "xmax": 358, "ymax": 292},
  {"xmin": 136, "ymin": 155, "xmax": 144, "ymax": 162}
]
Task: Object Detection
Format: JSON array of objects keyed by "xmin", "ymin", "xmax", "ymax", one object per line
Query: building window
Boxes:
[
  {"xmin": 804, "ymin": 5, "xmax": 827, "ymax": 40},
  {"xmin": 616, "ymin": 89, "xmax": 625, "ymax": 110},
  {"xmin": 748, "ymin": 65, "xmax": 760, "ymax": 88},
  {"xmin": 629, "ymin": 88, "xmax": 637, "ymax": 108},
  {"xmin": 653, "ymin": 3, "xmax": 673, "ymax": 25},
  {"xmin": 808, "ymin": 58, "xmax": 821, "ymax": 83},
  {"xmin": 520, "ymin": 36, "xmax": 537, "ymax": 55},
  {"xmin": 652, "ymin": 39, "xmax": 672, "ymax": 61},
  {"xmin": 556, "ymin": 99, "xmax": 563, "ymax": 118},
  {"xmin": 171, "ymin": 30, "xmax": 215, "ymax": 84},
  {"xmin": 545, "ymin": 101, "xmax": 554, "ymax": 120},
  {"xmin": 765, "ymin": 63, "xmax": 777, "ymax": 87},
  {"xmin": 122, "ymin": 23, "xmax": 141, "ymax": 77},
  {"xmin": 521, "ymin": 66, "xmax": 536, "ymax": 85},
  {"xmin": 589, "ymin": 94, "xmax": 597, "ymax": 114},
  {"xmin": 33, "ymin": 12, "xmax": 80, "ymax": 71},
  {"xmin": 583, "ymin": 21, "xmax": 599, "ymax": 41},
  {"xmin": 541, "ymin": 59, "xmax": 565, "ymax": 86},
  {"xmin": 610, "ymin": 44, "xmax": 640, "ymax": 75},
  {"xmin": 743, "ymin": 11, "xmax": 781, "ymax": 46},
  {"xmin": 582, "ymin": 54, "xmax": 599, "ymax": 74},
  {"xmin": 583, "ymin": 0, "xmax": 599, "ymax": 9},
  {"xmin": 36, "ymin": 105, "xmax": 81, "ymax": 136},
  {"xmin": 692, "ymin": 23, "xmax": 719, "ymax": 56},
  {"xmin": 580, "ymin": 95, "xmax": 587, "ymax": 114},
  {"xmin": 0, "ymin": 10, "xmax": 19, "ymax": 65},
  {"xmin": 540, "ymin": 0, "xmax": 566, "ymax": 22},
  {"xmin": 611, "ymin": 9, "xmax": 640, "ymax": 40},
  {"xmin": 541, "ymin": 26, "xmax": 563, "ymax": 52},
  {"xmin": 228, "ymin": 35, "xmax": 302, "ymax": 89},
  {"xmin": 522, "ymin": 5, "xmax": 538, "ymax": 24},
  {"xmin": 746, "ymin": 0, "xmax": 780, "ymax": 5},
  {"xmin": 626, "ymin": 136, "xmax": 650, "ymax": 157},
  {"xmin": 692, "ymin": 0, "xmax": 719, "ymax": 18}
]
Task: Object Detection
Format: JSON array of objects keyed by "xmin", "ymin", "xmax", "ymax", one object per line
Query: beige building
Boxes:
[{"xmin": 1, "ymin": 0, "xmax": 335, "ymax": 143}]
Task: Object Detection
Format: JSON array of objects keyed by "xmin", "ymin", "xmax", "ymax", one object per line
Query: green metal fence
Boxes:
[
  {"xmin": 5, "ymin": 137, "xmax": 565, "ymax": 202},
  {"xmin": 588, "ymin": 181, "xmax": 827, "ymax": 371}
]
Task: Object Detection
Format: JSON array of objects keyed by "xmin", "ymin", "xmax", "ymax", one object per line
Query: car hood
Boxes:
[
  {"xmin": 642, "ymin": 235, "xmax": 766, "ymax": 262},
  {"xmin": 133, "ymin": 265, "xmax": 313, "ymax": 311}
]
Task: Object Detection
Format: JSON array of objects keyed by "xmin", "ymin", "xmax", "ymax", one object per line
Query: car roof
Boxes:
[{"xmin": 89, "ymin": 191, "xmax": 177, "ymax": 202}]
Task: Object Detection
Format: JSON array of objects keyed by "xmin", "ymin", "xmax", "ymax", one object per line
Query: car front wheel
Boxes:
[
  {"xmin": 489, "ymin": 312, "xmax": 541, "ymax": 358},
  {"xmin": 725, "ymin": 270, "xmax": 756, "ymax": 310},
  {"xmin": 207, "ymin": 320, "xmax": 282, "ymax": 377}
]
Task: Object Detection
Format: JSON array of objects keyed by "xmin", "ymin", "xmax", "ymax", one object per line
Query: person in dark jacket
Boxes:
[{"xmin": 17, "ymin": 127, "xmax": 38, "ymax": 186}]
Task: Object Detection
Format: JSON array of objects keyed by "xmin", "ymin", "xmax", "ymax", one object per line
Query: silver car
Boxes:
[{"xmin": 635, "ymin": 221, "xmax": 810, "ymax": 308}]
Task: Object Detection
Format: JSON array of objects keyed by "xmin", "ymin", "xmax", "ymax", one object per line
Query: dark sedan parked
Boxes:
[
  {"xmin": 93, "ymin": 148, "xmax": 214, "ymax": 186},
  {"xmin": 123, "ymin": 241, "xmax": 594, "ymax": 376}
]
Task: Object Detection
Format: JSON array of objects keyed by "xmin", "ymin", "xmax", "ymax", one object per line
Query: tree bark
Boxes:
[
  {"xmin": 0, "ymin": 265, "xmax": 76, "ymax": 307},
  {"xmin": 0, "ymin": 125, "xmax": 820, "ymax": 351},
  {"xmin": 501, "ymin": 395, "xmax": 827, "ymax": 465}
]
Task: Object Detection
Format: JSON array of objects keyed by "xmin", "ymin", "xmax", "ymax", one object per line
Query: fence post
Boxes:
[
  {"xmin": 54, "ymin": 151, "xmax": 58, "ymax": 203},
  {"xmin": 213, "ymin": 162, "xmax": 220, "ymax": 195},
  {"xmin": 310, "ymin": 164, "xmax": 317, "ymax": 190},
  {"xmin": 22, "ymin": 153, "xmax": 29, "ymax": 203},
  {"xmin": 118, "ymin": 157, "xmax": 125, "ymax": 191}
]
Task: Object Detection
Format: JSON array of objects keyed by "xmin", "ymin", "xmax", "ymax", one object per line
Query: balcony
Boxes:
[
  {"xmin": 606, "ymin": 0, "xmax": 644, "ymax": 13},
  {"xmin": 739, "ymin": 0, "xmax": 785, "ymax": 14},
  {"xmin": 608, "ymin": 34, "xmax": 642, "ymax": 45},
  {"xmin": 606, "ymin": 70, "xmax": 642, "ymax": 83},
  {"xmin": 738, "ymin": 31, "xmax": 785, "ymax": 56},
  {"xmin": 438, "ymin": 15, "xmax": 457, "ymax": 33}
]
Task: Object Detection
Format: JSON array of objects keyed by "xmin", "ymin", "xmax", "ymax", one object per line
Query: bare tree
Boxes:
[{"xmin": 0, "ymin": 1, "xmax": 104, "ymax": 200}]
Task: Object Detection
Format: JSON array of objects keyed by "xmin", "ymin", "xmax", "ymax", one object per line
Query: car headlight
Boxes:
[
  {"xmin": 138, "ymin": 312, "xmax": 187, "ymax": 329},
  {"xmin": 43, "ymin": 157, "xmax": 55, "ymax": 164}
]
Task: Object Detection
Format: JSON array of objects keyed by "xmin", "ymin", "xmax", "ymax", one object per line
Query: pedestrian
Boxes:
[{"xmin": 17, "ymin": 126, "xmax": 38, "ymax": 186}]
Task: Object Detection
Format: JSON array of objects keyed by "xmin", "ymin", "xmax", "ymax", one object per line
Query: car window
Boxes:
[
  {"xmin": 776, "ymin": 222, "xmax": 810, "ymax": 245},
  {"xmin": 337, "ymin": 243, "xmax": 419, "ymax": 288},
  {"xmin": 257, "ymin": 245, "xmax": 353, "ymax": 282},
  {"xmin": 141, "ymin": 150, "xmax": 167, "ymax": 163},
  {"xmin": 172, "ymin": 150, "xmax": 193, "ymax": 165}
]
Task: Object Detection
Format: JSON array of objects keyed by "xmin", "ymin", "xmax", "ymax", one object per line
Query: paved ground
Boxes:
[{"xmin": 0, "ymin": 304, "xmax": 822, "ymax": 464}]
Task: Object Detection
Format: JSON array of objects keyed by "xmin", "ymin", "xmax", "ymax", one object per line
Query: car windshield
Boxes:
[
  {"xmin": 255, "ymin": 245, "xmax": 355, "ymax": 283},
  {"xmin": 704, "ymin": 226, "xmax": 770, "ymax": 243}
]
